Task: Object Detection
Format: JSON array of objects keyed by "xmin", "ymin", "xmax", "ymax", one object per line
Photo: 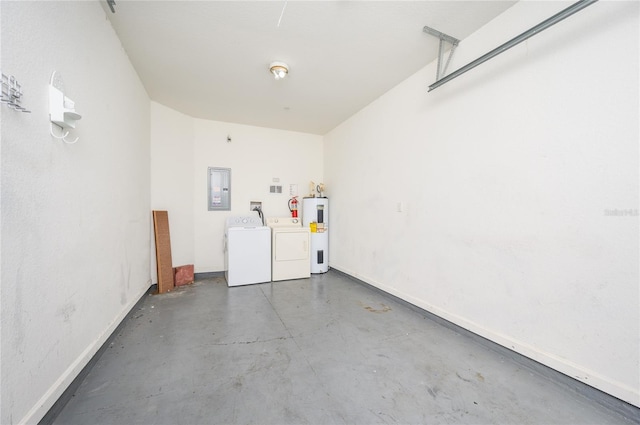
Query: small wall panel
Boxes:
[{"xmin": 153, "ymin": 210, "xmax": 174, "ymax": 294}]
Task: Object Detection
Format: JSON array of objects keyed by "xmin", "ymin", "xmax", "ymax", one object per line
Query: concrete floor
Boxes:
[{"xmin": 52, "ymin": 271, "xmax": 635, "ymax": 425}]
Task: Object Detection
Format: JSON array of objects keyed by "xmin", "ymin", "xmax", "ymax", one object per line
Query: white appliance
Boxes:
[
  {"xmin": 302, "ymin": 197, "xmax": 329, "ymax": 274},
  {"xmin": 266, "ymin": 217, "xmax": 310, "ymax": 281},
  {"xmin": 224, "ymin": 215, "xmax": 271, "ymax": 287}
]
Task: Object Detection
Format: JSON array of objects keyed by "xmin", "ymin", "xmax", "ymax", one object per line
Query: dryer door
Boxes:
[{"xmin": 274, "ymin": 231, "xmax": 309, "ymax": 261}]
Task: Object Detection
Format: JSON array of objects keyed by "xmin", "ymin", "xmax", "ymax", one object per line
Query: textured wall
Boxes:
[
  {"xmin": 324, "ymin": 0, "xmax": 639, "ymax": 406},
  {"xmin": 150, "ymin": 103, "xmax": 323, "ymax": 274},
  {"xmin": 0, "ymin": 2, "xmax": 151, "ymax": 423},
  {"xmin": 150, "ymin": 103, "xmax": 195, "ymax": 283}
]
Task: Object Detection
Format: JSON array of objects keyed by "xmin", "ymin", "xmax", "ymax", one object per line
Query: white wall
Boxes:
[
  {"xmin": 324, "ymin": 0, "xmax": 639, "ymax": 407},
  {"xmin": 0, "ymin": 2, "xmax": 151, "ymax": 424},
  {"xmin": 150, "ymin": 103, "xmax": 323, "ymax": 274},
  {"xmin": 150, "ymin": 102, "xmax": 195, "ymax": 283}
]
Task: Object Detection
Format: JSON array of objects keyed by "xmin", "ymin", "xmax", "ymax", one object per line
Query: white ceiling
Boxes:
[{"xmin": 104, "ymin": 1, "xmax": 516, "ymax": 135}]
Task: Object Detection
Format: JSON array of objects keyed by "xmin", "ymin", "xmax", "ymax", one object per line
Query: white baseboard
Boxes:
[
  {"xmin": 331, "ymin": 264, "xmax": 640, "ymax": 409},
  {"xmin": 19, "ymin": 283, "xmax": 151, "ymax": 425}
]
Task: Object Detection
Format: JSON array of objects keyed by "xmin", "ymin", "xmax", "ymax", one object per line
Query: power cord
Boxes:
[{"xmin": 253, "ymin": 206, "xmax": 265, "ymax": 226}]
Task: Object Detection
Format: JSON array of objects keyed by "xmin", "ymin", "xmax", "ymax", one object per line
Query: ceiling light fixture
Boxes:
[{"xmin": 269, "ymin": 62, "xmax": 289, "ymax": 80}]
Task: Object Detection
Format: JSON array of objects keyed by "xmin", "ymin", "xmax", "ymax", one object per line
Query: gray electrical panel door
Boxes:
[{"xmin": 208, "ymin": 167, "xmax": 231, "ymax": 211}]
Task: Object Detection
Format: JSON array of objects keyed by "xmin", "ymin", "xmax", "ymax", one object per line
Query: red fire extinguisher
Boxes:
[{"xmin": 288, "ymin": 196, "xmax": 298, "ymax": 218}]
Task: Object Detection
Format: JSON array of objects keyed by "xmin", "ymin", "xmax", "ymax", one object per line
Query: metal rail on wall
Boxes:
[{"xmin": 427, "ymin": 0, "xmax": 599, "ymax": 92}]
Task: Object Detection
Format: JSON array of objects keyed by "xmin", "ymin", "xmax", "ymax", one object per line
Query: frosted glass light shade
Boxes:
[{"xmin": 269, "ymin": 62, "xmax": 289, "ymax": 80}]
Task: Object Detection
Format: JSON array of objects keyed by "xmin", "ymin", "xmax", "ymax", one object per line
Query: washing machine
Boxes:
[
  {"xmin": 224, "ymin": 215, "xmax": 271, "ymax": 287},
  {"xmin": 266, "ymin": 217, "xmax": 310, "ymax": 281}
]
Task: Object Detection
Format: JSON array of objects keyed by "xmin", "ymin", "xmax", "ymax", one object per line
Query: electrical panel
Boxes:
[{"xmin": 208, "ymin": 167, "xmax": 231, "ymax": 211}]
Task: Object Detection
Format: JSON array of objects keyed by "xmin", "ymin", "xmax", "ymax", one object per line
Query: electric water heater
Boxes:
[{"xmin": 302, "ymin": 197, "xmax": 329, "ymax": 273}]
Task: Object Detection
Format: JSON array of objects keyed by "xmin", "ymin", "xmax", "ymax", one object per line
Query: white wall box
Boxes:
[{"xmin": 208, "ymin": 167, "xmax": 231, "ymax": 211}]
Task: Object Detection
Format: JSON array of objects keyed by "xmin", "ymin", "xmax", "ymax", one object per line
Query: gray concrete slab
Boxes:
[{"xmin": 51, "ymin": 271, "xmax": 637, "ymax": 425}]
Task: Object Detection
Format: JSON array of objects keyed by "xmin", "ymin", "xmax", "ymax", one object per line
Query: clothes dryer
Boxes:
[{"xmin": 266, "ymin": 217, "xmax": 310, "ymax": 281}]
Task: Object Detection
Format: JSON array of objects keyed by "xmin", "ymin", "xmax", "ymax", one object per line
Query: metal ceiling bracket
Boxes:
[
  {"xmin": 423, "ymin": 26, "xmax": 460, "ymax": 81},
  {"xmin": 106, "ymin": 0, "xmax": 116, "ymax": 14},
  {"xmin": 427, "ymin": 0, "xmax": 599, "ymax": 92}
]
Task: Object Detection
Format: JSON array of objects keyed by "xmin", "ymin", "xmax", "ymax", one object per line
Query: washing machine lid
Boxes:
[
  {"xmin": 266, "ymin": 217, "xmax": 303, "ymax": 228},
  {"xmin": 226, "ymin": 215, "xmax": 264, "ymax": 228}
]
